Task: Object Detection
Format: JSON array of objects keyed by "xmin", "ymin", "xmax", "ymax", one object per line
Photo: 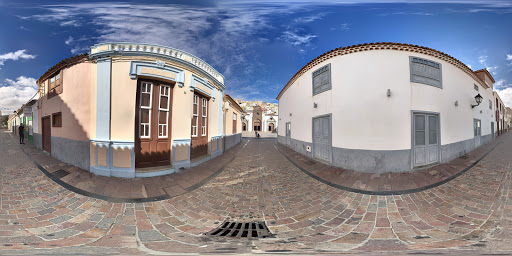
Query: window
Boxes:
[
  {"xmin": 312, "ymin": 63, "xmax": 331, "ymax": 95},
  {"xmin": 201, "ymin": 98, "xmax": 207, "ymax": 136},
  {"xmin": 158, "ymin": 85, "xmax": 170, "ymax": 138},
  {"xmin": 48, "ymin": 71, "xmax": 63, "ymax": 99},
  {"xmin": 52, "ymin": 112, "xmax": 62, "ymax": 127},
  {"xmin": 233, "ymin": 113, "xmax": 237, "ymax": 134},
  {"xmin": 489, "ymin": 100, "xmax": 492, "ymax": 110},
  {"xmin": 410, "ymin": 56, "xmax": 442, "ymax": 88},
  {"xmin": 474, "ymin": 84, "xmax": 479, "ymax": 91},
  {"xmin": 139, "ymin": 82, "xmax": 152, "ymax": 138},
  {"xmin": 192, "ymin": 95, "xmax": 199, "ymax": 137},
  {"xmin": 474, "ymin": 119, "xmax": 481, "ymax": 136}
]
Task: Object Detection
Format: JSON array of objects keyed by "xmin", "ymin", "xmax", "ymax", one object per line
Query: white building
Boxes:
[
  {"xmin": 242, "ymin": 105, "xmax": 278, "ymax": 132},
  {"xmin": 277, "ymin": 42, "xmax": 497, "ymax": 173}
]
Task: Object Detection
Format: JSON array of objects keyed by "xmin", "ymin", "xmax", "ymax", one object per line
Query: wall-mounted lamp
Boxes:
[
  {"xmin": 314, "ymin": 103, "xmax": 318, "ymax": 108},
  {"xmin": 387, "ymin": 89, "xmax": 391, "ymax": 97},
  {"xmin": 455, "ymin": 101, "xmax": 458, "ymax": 106},
  {"xmin": 471, "ymin": 94, "xmax": 483, "ymax": 108},
  {"xmin": 289, "ymin": 113, "xmax": 292, "ymax": 116}
]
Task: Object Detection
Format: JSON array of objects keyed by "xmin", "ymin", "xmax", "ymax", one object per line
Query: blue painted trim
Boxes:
[
  {"xmin": 89, "ymin": 139, "xmax": 136, "ymax": 178},
  {"xmin": 96, "ymin": 58, "xmax": 111, "ymax": 141},
  {"xmin": 129, "ymin": 61, "xmax": 185, "ymax": 87},
  {"xmin": 189, "ymin": 74, "xmax": 216, "ymax": 101},
  {"xmin": 135, "ymin": 168, "xmax": 176, "ymax": 178}
]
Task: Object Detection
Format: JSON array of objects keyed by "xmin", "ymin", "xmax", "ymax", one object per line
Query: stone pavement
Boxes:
[
  {"xmin": 1, "ymin": 129, "xmax": 512, "ymax": 255},
  {"xmin": 276, "ymin": 135, "xmax": 503, "ymax": 194},
  {"xmin": 19, "ymin": 137, "xmax": 241, "ymax": 201}
]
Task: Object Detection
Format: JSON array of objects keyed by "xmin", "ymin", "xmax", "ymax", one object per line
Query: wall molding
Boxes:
[
  {"xmin": 190, "ymin": 74, "xmax": 216, "ymax": 101},
  {"xmin": 129, "ymin": 61, "xmax": 185, "ymax": 87}
]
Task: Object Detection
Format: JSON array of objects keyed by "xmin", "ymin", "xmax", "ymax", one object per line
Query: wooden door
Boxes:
[
  {"xmin": 190, "ymin": 93, "xmax": 209, "ymax": 159},
  {"xmin": 42, "ymin": 116, "xmax": 51, "ymax": 153},
  {"xmin": 269, "ymin": 123, "xmax": 274, "ymax": 132},
  {"xmin": 313, "ymin": 115, "xmax": 332, "ymax": 162},
  {"xmin": 253, "ymin": 119, "xmax": 261, "ymax": 131},
  {"xmin": 135, "ymin": 80, "xmax": 173, "ymax": 168},
  {"xmin": 232, "ymin": 114, "xmax": 237, "ymax": 134}
]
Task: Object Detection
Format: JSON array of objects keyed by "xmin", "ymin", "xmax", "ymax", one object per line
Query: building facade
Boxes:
[
  {"xmin": 238, "ymin": 101, "xmax": 278, "ymax": 133},
  {"xmin": 35, "ymin": 43, "xmax": 239, "ymax": 178},
  {"xmin": 277, "ymin": 42, "xmax": 498, "ymax": 173},
  {"xmin": 494, "ymin": 91, "xmax": 506, "ymax": 135}
]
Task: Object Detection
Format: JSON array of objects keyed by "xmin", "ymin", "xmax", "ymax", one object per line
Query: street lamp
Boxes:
[{"xmin": 471, "ymin": 94, "xmax": 483, "ymax": 108}]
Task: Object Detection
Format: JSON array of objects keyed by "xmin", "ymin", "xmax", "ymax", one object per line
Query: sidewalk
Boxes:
[
  {"xmin": 275, "ymin": 132, "xmax": 507, "ymax": 194},
  {"xmin": 4, "ymin": 130, "xmax": 242, "ymax": 202}
]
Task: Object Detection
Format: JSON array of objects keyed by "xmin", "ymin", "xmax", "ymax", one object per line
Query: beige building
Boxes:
[{"xmin": 34, "ymin": 43, "xmax": 240, "ymax": 178}]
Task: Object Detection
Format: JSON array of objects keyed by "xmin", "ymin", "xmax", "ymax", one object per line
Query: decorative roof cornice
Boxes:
[
  {"xmin": 89, "ymin": 43, "xmax": 225, "ymax": 89},
  {"xmin": 276, "ymin": 42, "xmax": 490, "ymax": 100},
  {"xmin": 474, "ymin": 68, "xmax": 496, "ymax": 83}
]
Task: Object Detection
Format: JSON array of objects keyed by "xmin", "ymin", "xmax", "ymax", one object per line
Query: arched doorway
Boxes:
[
  {"xmin": 268, "ymin": 122, "xmax": 275, "ymax": 132},
  {"xmin": 242, "ymin": 122, "xmax": 247, "ymax": 131},
  {"xmin": 253, "ymin": 119, "xmax": 261, "ymax": 131}
]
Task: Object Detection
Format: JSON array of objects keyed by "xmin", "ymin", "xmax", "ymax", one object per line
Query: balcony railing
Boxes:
[{"xmin": 91, "ymin": 43, "xmax": 224, "ymax": 84}]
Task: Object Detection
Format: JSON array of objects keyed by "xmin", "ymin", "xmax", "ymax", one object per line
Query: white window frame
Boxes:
[
  {"xmin": 158, "ymin": 85, "xmax": 170, "ymax": 138},
  {"xmin": 139, "ymin": 82, "xmax": 152, "ymax": 138},
  {"xmin": 192, "ymin": 95, "xmax": 199, "ymax": 137},
  {"xmin": 233, "ymin": 113, "xmax": 237, "ymax": 120},
  {"xmin": 201, "ymin": 98, "xmax": 207, "ymax": 136}
]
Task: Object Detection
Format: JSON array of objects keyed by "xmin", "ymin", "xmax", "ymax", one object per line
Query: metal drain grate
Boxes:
[
  {"xmin": 206, "ymin": 221, "xmax": 272, "ymax": 238},
  {"xmin": 52, "ymin": 169, "xmax": 70, "ymax": 179}
]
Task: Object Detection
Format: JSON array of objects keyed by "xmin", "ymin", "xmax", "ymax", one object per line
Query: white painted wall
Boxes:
[{"xmin": 279, "ymin": 50, "xmax": 495, "ymax": 150}]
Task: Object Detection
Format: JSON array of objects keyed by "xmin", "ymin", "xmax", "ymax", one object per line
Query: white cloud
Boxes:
[
  {"xmin": 507, "ymin": 54, "xmax": 512, "ymax": 61},
  {"xmin": 294, "ymin": 13, "xmax": 325, "ymax": 23},
  {"xmin": 65, "ymin": 36, "xmax": 74, "ymax": 45},
  {"xmin": 0, "ymin": 50, "xmax": 36, "ymax": 67},
  {"xmin": 495, "ymin": 79, "xmax": 505, "ymax": 88},
  {"xmin": 486, "ymin": 65, "xmax": 498, "ymax": 75},
  {"xmin": 478, "ymin": 55, "xmax": 487, "ymax": 65},
  {"xmin": 280, "ymin": 31, "xmax": 317, "ymax": 46},
  {"xmin": 330, "ymin": 23, "xmax": 350, "ymax": 31},
  {"xmin": 496, "ymin": 87, "xmax": 512, "ymax": 108},
  {"xmin": 0, "ymin": 76, "xmax": 38, "ymax": 112}
]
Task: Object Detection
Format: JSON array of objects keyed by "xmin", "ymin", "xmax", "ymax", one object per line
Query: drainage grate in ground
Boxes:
[
  {"xmin": 52, "ymin": 169, "xmax": 70, "ymax": 179},
  {"xmin": 206, "ymin": 221, "xmax": 272, "ymax": 238}
]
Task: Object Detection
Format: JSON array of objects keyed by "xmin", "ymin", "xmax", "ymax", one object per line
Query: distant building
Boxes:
[{"xmin": 235, "ymin": 99, "xmax": 278, "ymax": 132}]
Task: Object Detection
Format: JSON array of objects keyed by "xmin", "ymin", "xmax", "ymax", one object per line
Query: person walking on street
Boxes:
[{"xmin": 19, "ymin": 123, "xmax": 25, "ymax": 144}]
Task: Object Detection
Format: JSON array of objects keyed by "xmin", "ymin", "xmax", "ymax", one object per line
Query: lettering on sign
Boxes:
[
  {"xmin": 312, "ymin": 63, "xmax": 331, "ymax": 95},
  {"xmin": 410, "ymin": 56, "xmax": 442, "ymax": 88}
]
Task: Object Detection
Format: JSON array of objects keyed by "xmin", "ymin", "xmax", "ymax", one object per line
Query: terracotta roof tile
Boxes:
[{"xmin": 37, "ymin": 53, "xmax": 89, "ymax": 85}]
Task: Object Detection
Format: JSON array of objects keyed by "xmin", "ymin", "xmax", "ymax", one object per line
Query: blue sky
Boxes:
[{"xmin": 1, "ymin": 0, "xmax": 512, "ymax": 113}]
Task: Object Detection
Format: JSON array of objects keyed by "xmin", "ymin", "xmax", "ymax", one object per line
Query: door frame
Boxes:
[
  {"xmin": 41, "ymin": 115, "xmax": 51, "ymax": 154},
  {"xmin": 312, "ymin": 113, "xmax": 332, "ymax": 163},
  {"xmin": 134, "ymin": 79, "xmax": 174, "ymax": 168},
  {"xmin": 285, "ymin": 121, "xmax": 291, "ymax": 145},
  {"xmin": 474, "ymin": 118, "xmax": 482, "ymax": 148},
  {"xmin": 411, "ymin": 110, "xmax": 441, "ymax": 169}
]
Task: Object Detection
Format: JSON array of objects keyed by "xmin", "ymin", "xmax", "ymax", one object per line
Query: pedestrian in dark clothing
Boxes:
[{"xmin": 19, "ymin": 124, "xmax": 25, "ymax": 144}]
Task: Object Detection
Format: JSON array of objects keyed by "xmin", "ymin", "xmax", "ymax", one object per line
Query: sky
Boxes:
[{"xmin": 0, "ymin": 0, "xmax": 512, "ymax": 113}]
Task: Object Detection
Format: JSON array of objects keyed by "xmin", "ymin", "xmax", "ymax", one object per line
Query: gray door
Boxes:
[
  {"xmin": 285, "ymin": 122, "xmax": 291, "ymax": 145},
  {"xmin": 313, "ymin": 115, "xmax": 332, "ymax": 162},
  {"xmin": 474, "ymin": 119, "xmax": 481, "ymax": 148},
  {"xmin": 491, "ymin": 122, "xmax": 495, "ymax": 139},
  {"xmin": 413, "ymin": 114, "xmax": 439, "ymax": 167}
]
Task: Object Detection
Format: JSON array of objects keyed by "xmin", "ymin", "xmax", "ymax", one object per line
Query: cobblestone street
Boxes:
[{"xmin": 2, "ymin": 130, "xmax": 512, "ymax": 255}]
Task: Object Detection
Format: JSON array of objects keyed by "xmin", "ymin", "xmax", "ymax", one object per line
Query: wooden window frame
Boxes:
[
  {"xmin": 201, "ymin": 98, "xmax": 207, "ymax": 136},
  {"xmin": 48, "ymin": 71, "xmax": 63, "ymax": 99},
  {"xmin": 192, "ymin": 95, "xmax": 199, "ymax": 137},
  {"xmin": 139, "ymin": 82, "xmax": 152, "ymax": 138},
  {"xmin": 52, "ymin": 112, "xmax": 62, "ymax": 127}
]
